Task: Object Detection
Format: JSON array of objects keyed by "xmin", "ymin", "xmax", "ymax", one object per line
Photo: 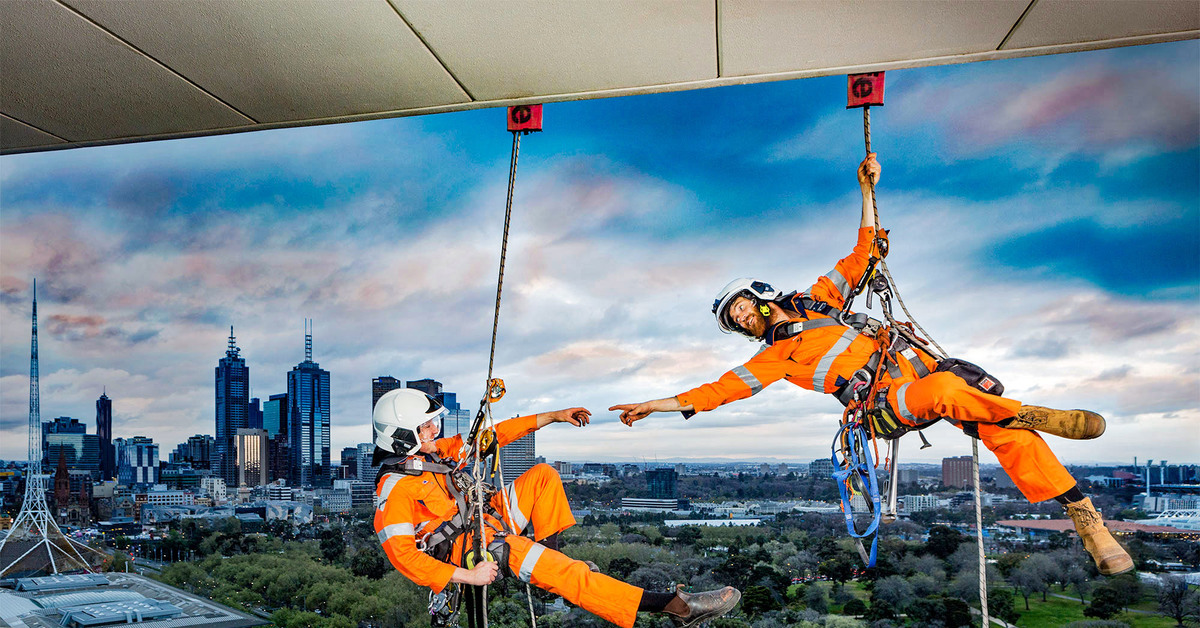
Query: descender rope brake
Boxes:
[{"xmin": 450, "ymin": 105, "xmax": 544, "ymax": 628}]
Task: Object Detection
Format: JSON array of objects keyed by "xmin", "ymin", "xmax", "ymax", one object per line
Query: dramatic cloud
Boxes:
[{"xmin": 1, "ymin": 41, "xmax": 1196, "ymax": 467}]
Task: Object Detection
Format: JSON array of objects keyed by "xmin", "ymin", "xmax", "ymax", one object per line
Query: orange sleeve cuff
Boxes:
[{"xmin": 495, "ymin": 414, "xmax": 538, "ymax": 448}]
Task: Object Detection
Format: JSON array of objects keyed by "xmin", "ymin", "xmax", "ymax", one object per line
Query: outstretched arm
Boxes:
[
  {"xmin": 535, "ymin": 407, "xmax": 591, "ymax": 429},
  {"xmin": 609, "ymin": 397, "xmax": 693, "ymax": 426},
  {"xmin": 858, "ymin": 152, "xmax": 880, "ymax": 229}
]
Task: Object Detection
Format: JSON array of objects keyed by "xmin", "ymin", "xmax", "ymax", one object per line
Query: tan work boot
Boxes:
[
  {"xmin": 1004, "ymin": 405, "xmax": 1106, "ymax": 439},
  {"xmin": 667, "ymin": 585, "xmax": 741, "ymax": 627},
  {"xmin": 1063, "ymin": 497, "xmax": 1134, "ymax": 575}
]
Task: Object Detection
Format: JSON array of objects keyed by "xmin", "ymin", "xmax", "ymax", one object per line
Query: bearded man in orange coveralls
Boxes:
[
  {"xmin": 611, "ymin": 154, "xmax": 1133, "ymax": 576},
  {"xmin": 372, "ymin": 388, "xmax": 741, "ymax": 627}
]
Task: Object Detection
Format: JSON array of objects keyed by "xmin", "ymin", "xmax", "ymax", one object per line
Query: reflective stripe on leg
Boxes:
[
  {"xmin": 505, "ymin": 483, "xmax": 529, "ymax": 533},
  {"xmin": 896, "ymin": 382, "xmax": 917, "ymax": 423},
  {"xmin": 518, "ymin": 542, "xmax": 546, "ymax": 582}
]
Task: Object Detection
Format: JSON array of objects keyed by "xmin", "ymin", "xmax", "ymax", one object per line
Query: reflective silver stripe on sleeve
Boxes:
[
  {"xmin": 825, "ymin": 268, "xmax": 850, "ymax": 298},
  {"xmin": 896, "ymin": 382, "xmax": 918, "ymax": 423},
  {"xmin": 812, "ymin": 328, "xmax": 859, "ymax": 392},
  {"xmin": 505, "ymin": 483, "xmax": 529, "ymax": 533},
  {"xmin": 375, "ymin": 473, "xmax": 403, "ymax": 510},
  {"xmin": 518, "ymin": 543, "xmax": 547, "ymax": 582},
  {"xmin": 377, "ymin": 522, "xmax": 415, "ymax": 543},
  {"xmin": 731, "ymin": 365, "xmax": 763, "ymax": 396}
]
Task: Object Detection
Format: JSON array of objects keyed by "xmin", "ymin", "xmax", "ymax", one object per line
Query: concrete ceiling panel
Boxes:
[
  {"xmin": 1003, "ymin": 0, "xmax": 1200, "ymax": 49},
  {"xmin": 0, "ymin": 114, "xmax": 66, "ymax": 150},
  {"xmin": 0, "ymin": 0, "xmax": 250, "ymax": 143},
  {"xmin": 64, "ymin": 0, "xmax": 470, "ymax": 123},
  {"xmin": 720, "ymin": 0, "xmax": 1030, "ymax": 77},
  {"xmin": 391, "ymin": 0, "xmax": 716, "ymax": 100}
]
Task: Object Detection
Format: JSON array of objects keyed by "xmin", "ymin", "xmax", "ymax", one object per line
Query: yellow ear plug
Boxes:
[{"xmin": 759, "ymin": 304, "xmax": 771, "ymax": 316}]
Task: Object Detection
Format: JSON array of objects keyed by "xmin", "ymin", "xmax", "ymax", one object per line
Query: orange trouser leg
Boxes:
[
  {"xmin": 888, "ymin": 371, "xmax": 1075, "ymax": 503},
  {"xmin": 971, "ymin": 421, "xmax": 1077, "ymax": 503},
  {"xmin": 492, "ymin": 463, "xmax": 576, "ymax": 540},
  {"xmin": 504, "ymin": 534, "xmax": 642, "ymax": 628}
]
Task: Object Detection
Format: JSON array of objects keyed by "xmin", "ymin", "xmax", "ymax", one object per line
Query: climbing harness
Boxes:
[{"xmin": 834, "ymin": 73, "xmax": 991, "ymax": 626}]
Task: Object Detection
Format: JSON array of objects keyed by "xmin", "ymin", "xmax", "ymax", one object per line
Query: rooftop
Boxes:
[{"xmin": 0, "ymin": 572, "xmax": 267, "ymax": 628}]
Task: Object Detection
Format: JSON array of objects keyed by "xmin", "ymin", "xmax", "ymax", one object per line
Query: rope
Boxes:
[
  {"xmin": 470, "ymin": 128, "xmax": 539, "ymax": 628},
  {"xmin": 862, "ymin": 104, "xmax": 986, "ymax": 623},
  {"xmin": 487, "ymin": 131, "xmax": 521, "ymax": 384},
  {"xmin": 973, "ymin": 438, "xmax": 989, "ymax": 626}
]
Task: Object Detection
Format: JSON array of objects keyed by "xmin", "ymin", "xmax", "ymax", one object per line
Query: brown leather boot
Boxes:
[
  {"xmin": 1063, "ymin": 497, "xmax": 1134, "ymax": 575},
  {"xmin": 666, "ymin": 585, "xmax": 741, "ymax": 627},
  {"xmin": 1003, "ymin": 405, "xmax": 1106, "ymax": 439}
]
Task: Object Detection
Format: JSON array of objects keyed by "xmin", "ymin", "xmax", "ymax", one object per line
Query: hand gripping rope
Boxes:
[
  {"xmin": 457, "ymin": 105, "xmax": 544, "ymax": 628},
  {"xmin": 840, "ymin": 74, "xmax": 989, "ymax": 625}
]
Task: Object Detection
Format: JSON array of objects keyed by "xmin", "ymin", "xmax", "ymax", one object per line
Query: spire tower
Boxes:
[
  {"xmin": 305, "ymin": 319, "xmax": 312, "ymax": 362},
  {"xmin": 0, "ymin": 280, "xmax": 104, "ymax": 576}
]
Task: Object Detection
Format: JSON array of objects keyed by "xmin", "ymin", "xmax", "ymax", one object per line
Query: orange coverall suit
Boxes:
[
  {"xmin": 677, "ymin": 227, "xmax": 1076, "ymax": 503},
  {"xmin": 374, "ymin": 415, "xmax": 643, "ymax": 628}
]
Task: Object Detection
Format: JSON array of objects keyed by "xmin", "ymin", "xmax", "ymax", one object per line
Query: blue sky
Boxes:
[{"xmin": 1, "ymin": 40, "xmax": 1197, "ymax": 470}]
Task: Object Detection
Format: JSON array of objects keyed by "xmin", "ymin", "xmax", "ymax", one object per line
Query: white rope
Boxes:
[
  {"xmin": 972, "ymin": 438, "xmax": 989, "ymax": 626},
  {"xmin": 864, "ymin": 101, "xmax": 987, "ymax": 623}
]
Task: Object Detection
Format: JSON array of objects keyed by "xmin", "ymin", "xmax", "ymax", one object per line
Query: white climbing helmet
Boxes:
[
  {"xmin": 372, "ymin": 388, "xmax": 448, "ymax": 456},
  {"xmin": 712, "ymin": 277, "xmax": 779, "ymax": 337}
]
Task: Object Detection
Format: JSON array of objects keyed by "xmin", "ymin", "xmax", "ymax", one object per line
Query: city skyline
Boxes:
[{"xmin": 1, "ymin": 41, "xmax": 1197, "ymax": 467}]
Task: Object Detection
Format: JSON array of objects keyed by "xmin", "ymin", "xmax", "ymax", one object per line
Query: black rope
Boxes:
[{"xmin": 488, "ymin": 131, "xmax": 521, "ymax": 384}]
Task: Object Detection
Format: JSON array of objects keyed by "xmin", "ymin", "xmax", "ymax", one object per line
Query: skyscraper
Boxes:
[
  {"xmin": 499, "ymin": 432, "xmax": 536, "ymax": 479},
  {"xmin": 646, "ymin": 468, "xmax": 678, "ymax": 499},
  {"xmin": 406, "ymin": 378, "xmax": 471, "ymax": 436},
  {"xmin": 96, "ymin": 391, "xmax": 115, "ymax": 480},
  {"xmin": 372, "ymin": 376, "xmax": 402, "ymax": 410},
  {"xmin": 236, "ymin": 428, "xmax": 269, "ymax": 487},
  {"xmin": 340, "ymin": 446, "xmax": 358, "ymax": 478},
  {"xmin": 289, "ymin": 320, "xmax": 331, "ymax": 487},
  {"xmin": 116, "ymin": 436, "xmax": 159, "ymax": 488},
  {"xmin": 170, "ymin": 434, "xmax": 215, "ymax": 469},
  {"xmin": 42, "ymin": 417, "xmax": 99, "ymax": 480},
  {"xmin": 215, "ymin": 328, "xmax": 249, "ymax": 486},
  {"xmin": 263, "ymin": 393, "xmax": 287, "ymax": 438},
  {"xmin": 246, "ymin": 397, "xmax": 263, "ymax": 430},
  {"xmin": 942, "ymin": 456, "xmax": 973, "ymax": 489}
]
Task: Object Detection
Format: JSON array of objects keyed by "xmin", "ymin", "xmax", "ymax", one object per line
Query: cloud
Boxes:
[{"xmin": 1, "ymin": 42, "xmax": 1196, "ymax": 468}]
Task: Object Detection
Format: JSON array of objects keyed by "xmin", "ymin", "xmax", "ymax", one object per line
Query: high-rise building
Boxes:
[
  {"xmin": 500, "ymin": 432, "xmax": 536, "ymax": 479},
  {"xmin": 169, "ymin": 434, "xmax": 215, "ymax": 469},
  {"xmin": 340, "ymin": 447, "xmax": 358, "ymax": 478},
  {"xmin": 357, "ymin": 442, "xmax": 378, "ymax": 483},
  {"xmin": 263, "ymin": 393, "xmax": 287, "ymax": 438},
  {"xmin": 646, "ymin": 468, "xmax": 677, "ymax": 499},
  {"xmin": 372, "ymin": 376, "xmax": 402, "ymax": 410},
  {"xmin": 942, "ymin": 455, "xmax": 973, "ymax": 489},
  {"xmin": 809, "ymin": 458, "xmax": 835, "ymax": 479},
  {"xmin": 96, "ymin": 392, "xmax": 115, "ymax": 480},
  {"xmin": 41, "ymin": 417, "xmax": 99, "ymax": 479},
  {"xmin": 289, "ymin": 320, "xmax": 330, "ymax": 487},
  {"xmin": 116, "ymin": 436, "xmax": 159, "ymax": 488},
  {"xmin": 215, "ymin": 328, "xmax": 249, "ymax": 486},
  {"xmin": 405, "ymin": 378, "xmax": 471, "ymax": 436},
  {"xmin": 267, "ymin": 437, "xmax": 291, "ymax": 484},
  {"xmin": 236, "ymin": 428, "xmax": 269, "ymax": 487},
  {"xmin": 246, "ymin": 397, "xmax": 263, "ymax": 430}
]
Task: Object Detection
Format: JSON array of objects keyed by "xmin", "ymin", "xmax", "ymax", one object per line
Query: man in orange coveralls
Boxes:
[
  {"xmin": 372, "ymin": 388, "xmax": 740, "ymax": 627},
  {"xmin": 610, "ymin": 154, "xmax": 1132, "ymax": 576}
]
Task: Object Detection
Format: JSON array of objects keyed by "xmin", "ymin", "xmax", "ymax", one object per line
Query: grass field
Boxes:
[{"xmin": 1006, "ymin": 588, "xmax": 1177, "ymax": 628}]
